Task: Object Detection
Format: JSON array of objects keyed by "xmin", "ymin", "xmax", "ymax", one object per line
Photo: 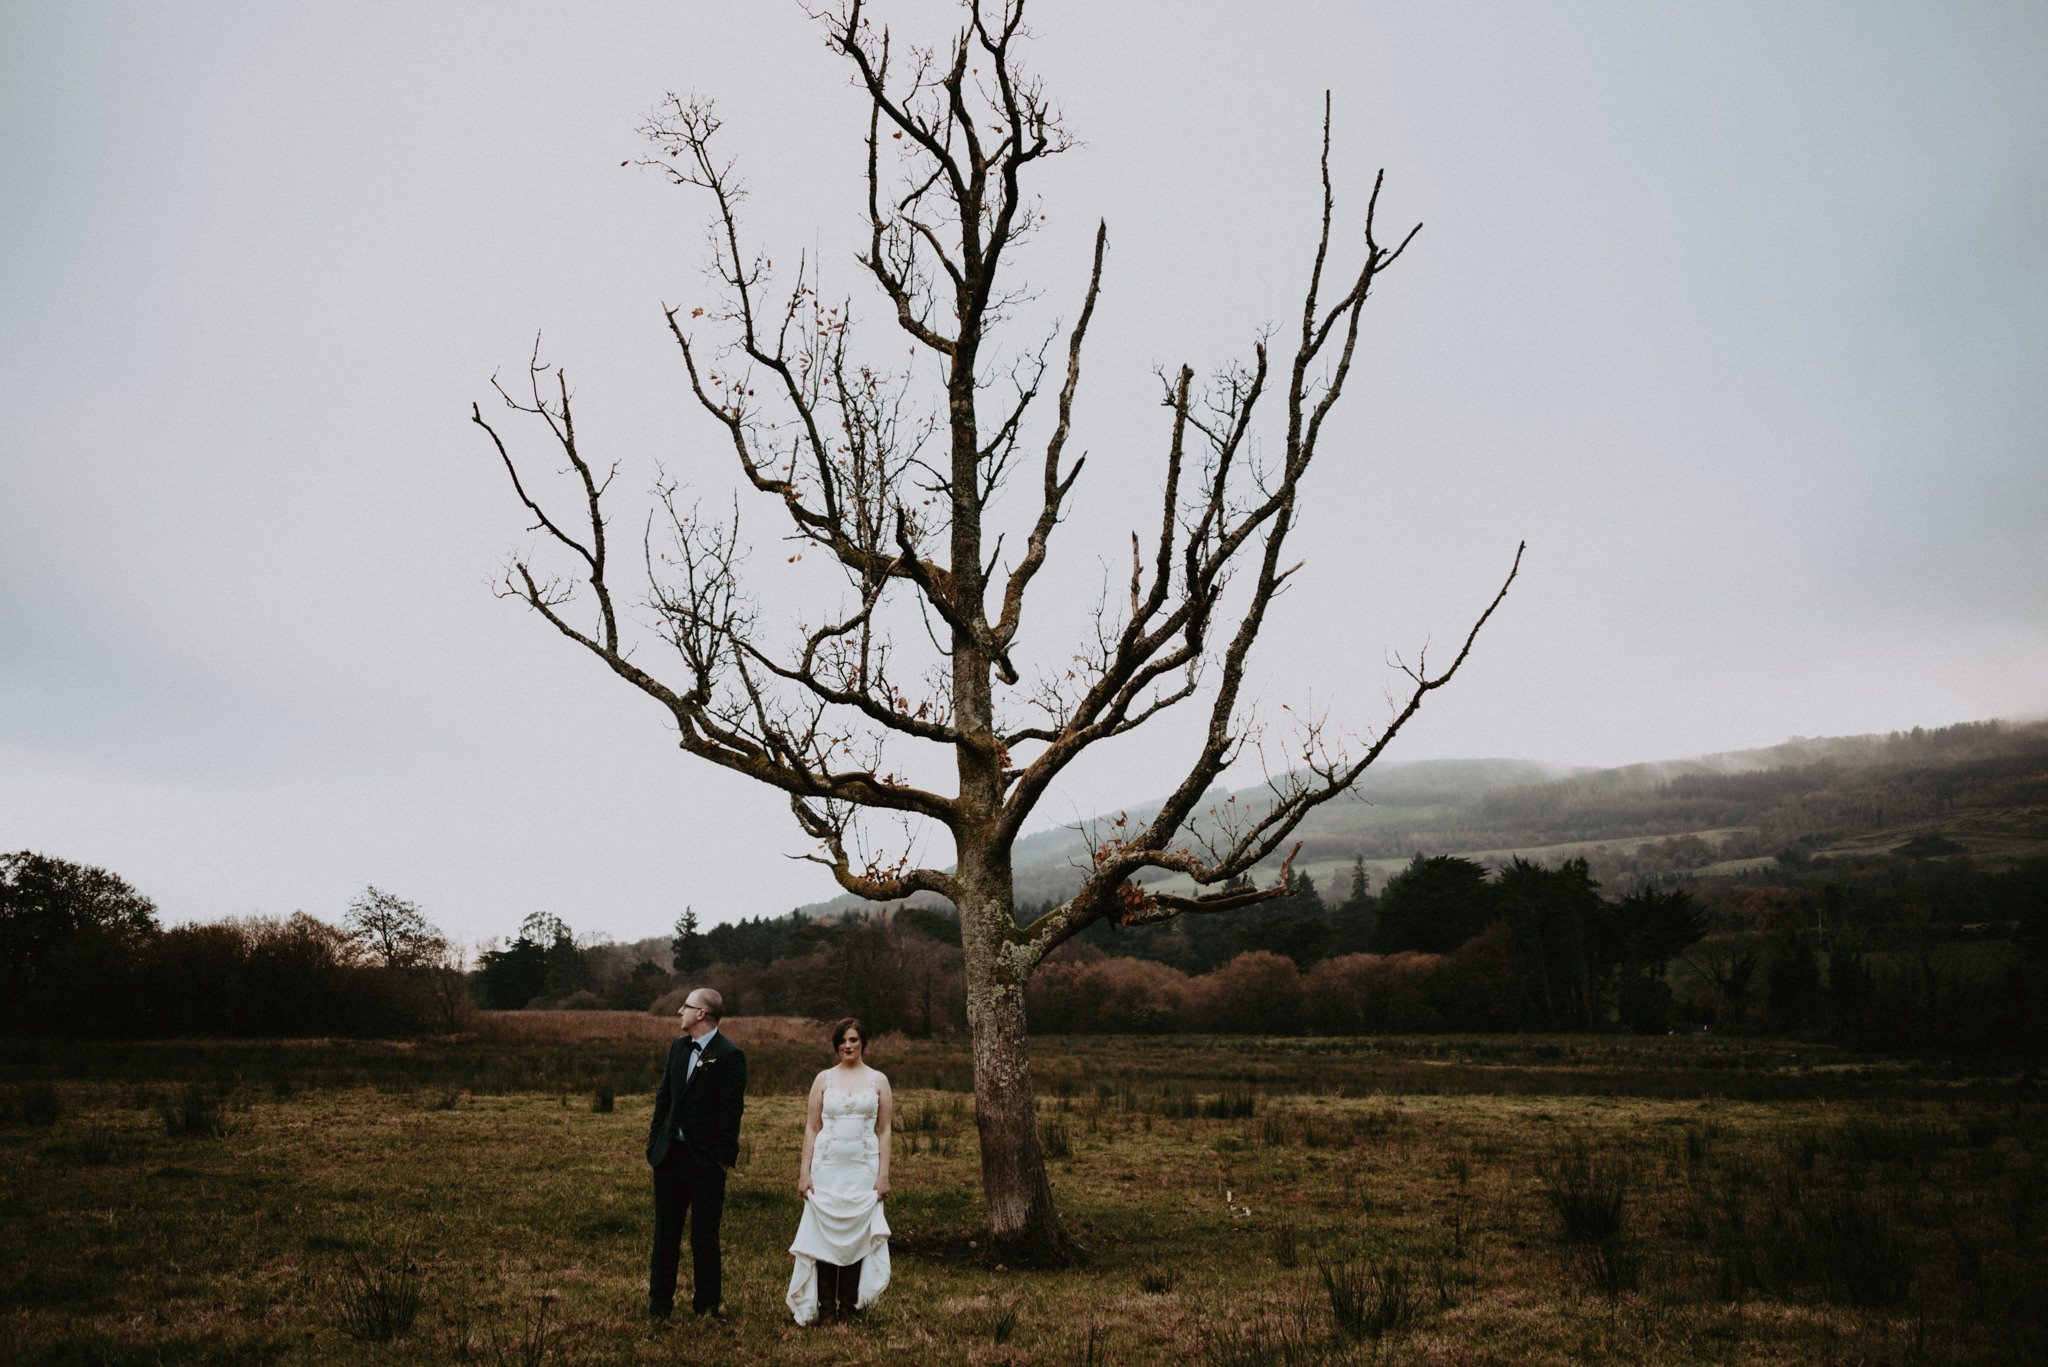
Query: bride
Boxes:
[{"xmin": 786, "ymin": 1017, "xmax": 893, "ymax": 1325}]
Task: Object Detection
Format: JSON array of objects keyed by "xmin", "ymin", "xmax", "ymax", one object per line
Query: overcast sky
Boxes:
[{"xmin": 4, "ymin": 1, "xmax": 2043, "ymax": 946}]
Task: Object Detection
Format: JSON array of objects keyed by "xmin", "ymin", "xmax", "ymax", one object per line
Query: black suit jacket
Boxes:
[{"xmin": 646, "ymin": 1030, "xmax": 747, "ymax": 1170}]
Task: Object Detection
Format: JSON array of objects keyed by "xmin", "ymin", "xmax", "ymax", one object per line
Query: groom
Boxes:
[{"xmin": 646, "ymin": 987, "xmax": 748, "ymax": 1320}]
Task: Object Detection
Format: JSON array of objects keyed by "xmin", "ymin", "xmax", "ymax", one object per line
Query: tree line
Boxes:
[
  {"xmin": 1028, "ymin": 846, "xmax": 2048, "ymax": 1048},
  {"xmin": 1020, "ymin": 857, "xmax": 1705, "ymax": 1035},
  {"xmin": 0, "ymin": 853, "xmax": 464, "ymax": 1037},
  {"xmin": 550, "ymin": 855, "xmax": 1708, "ymax": 1037},
  {"xmin": 10, "ymin": 840, "xmax": 2041, "ymax": 1050}
]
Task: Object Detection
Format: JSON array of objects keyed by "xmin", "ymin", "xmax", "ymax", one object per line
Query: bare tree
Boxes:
[
  {"xmin": 343, "ymin": 885, "xmax": 448, "ymax": 972},
  {"xmin": 473, "ymin": 0, "xmax": 1518, "ymax": 1258}
]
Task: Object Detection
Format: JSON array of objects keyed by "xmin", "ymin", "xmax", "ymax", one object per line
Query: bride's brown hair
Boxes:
[{"xmin": 828, "ymin": 1017, "xmax": 865, "ymax": 1054}]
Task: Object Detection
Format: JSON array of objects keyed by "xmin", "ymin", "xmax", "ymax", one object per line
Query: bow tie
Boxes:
[{"xmin": 689, "ymin": 1040, "xmax": 703, "ymax": 1053}]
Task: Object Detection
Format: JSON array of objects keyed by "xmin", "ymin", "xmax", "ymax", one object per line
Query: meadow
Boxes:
[{"xmin": 3, "ymin": 1016, "xmax": 2044, "ymax": 1366}]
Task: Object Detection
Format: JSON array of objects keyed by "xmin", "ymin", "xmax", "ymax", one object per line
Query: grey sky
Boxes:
[{"xmin": 3, "ymin": 2, "xmax": 2043, "ymax": 946}]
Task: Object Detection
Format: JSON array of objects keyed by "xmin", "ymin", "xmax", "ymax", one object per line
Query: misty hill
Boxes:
[{"xmin": 797, "ymin": 717, "xmax": 2048, "ymax": 914}]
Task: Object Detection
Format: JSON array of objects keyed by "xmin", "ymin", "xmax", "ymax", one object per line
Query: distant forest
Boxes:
[{"xmin": 5, "ymin": 720, "xmax": 2044, "ymax": 1049}]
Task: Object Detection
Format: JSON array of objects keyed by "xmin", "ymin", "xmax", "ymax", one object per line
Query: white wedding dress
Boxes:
[{"xmin": 786, "ymin": 1086, "xmax": 892, "ymax": 1323}]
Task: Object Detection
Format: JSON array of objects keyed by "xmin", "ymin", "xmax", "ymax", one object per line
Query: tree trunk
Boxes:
[{"xmin": 957, "ymin": 848, "xmax": 1071, "ymax": 1262}]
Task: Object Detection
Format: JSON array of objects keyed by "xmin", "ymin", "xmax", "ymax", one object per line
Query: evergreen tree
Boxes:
[
  {"xmin": 1611, "ymin": 888, "xmax": 1704, "ymax": 1033},
  {"xmin": 671, "ymin": 907, "xmax": 709, "ymax": 976},
  {"xmin": 1494, "ymin": 856, "xmax": 1607, "ymax": 1029},
  {"xmin": 1235, "ymin": 871, "xmax": 1331, "ymax": 966},
  {"xmin": 1330, "ymin": 857, "xmax": 1377, "ymax": 956},
  {"xmin": 509, "ymin": 911, "xmax": 591, "ymax": 1001},
  {"xmin": 476, "ymin": 936, "xmax": 549, "ymax": 1009},
  {"xmin": 897, "ymin": 903, "xmax": 963, "ymax": 946},
  {"xmin": 1766, "ymin": 933, "xmax": 1822, "ymax": 1030},
  {"xmin": 1373, "ymin": 854, "xmax": 1495, "ymax": 955},
  {"xmin": 1613, "ymin": 888, "xmax": 1706, "ymax": 968}
]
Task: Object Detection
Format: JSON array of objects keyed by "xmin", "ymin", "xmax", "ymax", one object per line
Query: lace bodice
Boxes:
[{"xmin": 814, "ymin": 1086, "xmax": 879, "ymax": 1166}]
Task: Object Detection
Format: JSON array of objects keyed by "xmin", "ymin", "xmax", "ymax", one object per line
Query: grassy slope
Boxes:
[
  {"xmin": 3, "ymin": 1031, "xmax": 2045, "ymax": 1366},
  {"xmin": 797, "ymin": 720, "xmax": 2048, "ymax": 917}
]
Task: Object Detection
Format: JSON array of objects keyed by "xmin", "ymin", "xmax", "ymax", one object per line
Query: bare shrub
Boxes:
[
  {"xmin": 1349, "ymin": 1106, "xmax": 1404, "ymax": 1142},
  {"xmin": 158, "ymin": 1082, "xmax": 226, "ymax": 1138},
  {"xmin": 2007, "ymin": 1159, "xmax": 2047, "ymax": 1243},
  {"xmin": 72, "ymin": 1123, "xmax": 125, "ymax": 1166},
  {"xmin": 0, "ymin": 1083, "xmax": 61, "ymax": 1125},
  {"xmin": 1541, "ymin": 1145, "xmax": 1630, "ymax": 1242},
  {"xmin": 335, "ymin": 1239, "xmax": 424, "ymax": 1342},
  {"xmin": 1320, "ymin": 1258, "xmax": 1416, "ymax": 1339},
  {"xmin": 983, "ymin": 1295, "xmax": 1023, "ymax": 1346},
  {"xmin": 1200, "ymin": 1304, "xmax": 1322, "ymax": 1367},
  {"xmin": 485, "ymin": 1293, "xmax": 563, "ymax": 1367},
  {"xmin": 1783, "ymin": 1194, "xmax": 1915, "ymax": 1305},
  {"xmin": 1824, "ymin": 1115, "xmax": 1952, "ymax": 1172},
  {"xmin": 1040, "ymin": 1114, "xmax": 1073, "ymax": 1160},
  {"xmin": 1268, "ymin": 1218, "xmax": 1301, "ymax": 1267},
  {"xmin": 1569, "ymin": 1236, "xmax": 1641, "ymax": 1299},
  {"xmin": 1704, "ymin": 1171, "xmax": 1917, "ymax": 1307},
  {"xmin": 1204, "ymin": 1088, "xmax": 1258, "ymax": 1120}
]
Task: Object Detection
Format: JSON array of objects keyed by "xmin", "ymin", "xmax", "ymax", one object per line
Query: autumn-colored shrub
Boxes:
[
  {"xmin": 1181, "ymin": 951, "xmax": 1303, "ymax": 1035},
  {"xmin": 652, "ymin": 921, "xmax": 967, "ymax": 1038},
  {"xmin": 1029, "ymin": 949, "xmax": 1191, "ymax": 1033},
  {"xmin": 1301, "ymin": 952, "xmax": 1449, "ymax": 1034},
  {"xmin": 1439, "ymin": 922, "xmax": 1532, "ymax": 1031}
]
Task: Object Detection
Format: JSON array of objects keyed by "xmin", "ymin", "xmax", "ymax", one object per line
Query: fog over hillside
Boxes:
[{"xmin": 799, "ymin": 717, "xmax": 2048, "ymax": 916}]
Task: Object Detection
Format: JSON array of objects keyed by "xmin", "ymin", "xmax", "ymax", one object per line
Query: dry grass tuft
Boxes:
[
  {"xmin": 334, "ymin": 1237, "xmax": 424, "ymax": 1342},
  {"xmin": 1320, "ymin": 1258, "xmax": 1416, "ymax": 1339},
  {"xmin": 156, "ymin": 1081, "xmax": 227, "ymax": 1138},
  {"xmin": 1, "ymin": 1083, "xmax": 61, "ymax": 1125}
]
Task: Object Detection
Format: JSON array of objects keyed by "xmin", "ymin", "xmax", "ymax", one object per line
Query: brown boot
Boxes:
[{"xmin": 814, "ymin": 1262, "xmax": 838, "ymax": 1326}]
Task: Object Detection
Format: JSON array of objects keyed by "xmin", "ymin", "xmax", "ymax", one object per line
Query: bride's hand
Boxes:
[
  {"xmin": 797, "ymin": 1175, "xmax": 813, "ymax": 1198},
  {"xmin": 874, "ymin": 1175, "xmax": 891, "ymax": 1199}
]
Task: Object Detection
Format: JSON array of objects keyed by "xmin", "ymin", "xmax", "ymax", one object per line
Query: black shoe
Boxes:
[
  {"xmin": 841, "ymin": 1258, "xmax": 863, "ymax": 1321},
  {"xmin": 649, "ymin": 1305, "xmax": 672, "ymax": 1323}
]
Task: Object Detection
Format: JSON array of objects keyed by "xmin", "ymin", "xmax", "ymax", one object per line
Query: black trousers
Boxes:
[{"xmin": 650, "ymin": 1150, "xmax": 726, "ymax": 1314}]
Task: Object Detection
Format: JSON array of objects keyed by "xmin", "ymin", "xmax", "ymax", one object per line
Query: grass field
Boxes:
[{"xmin": 3, "ymin": 1021, "xmax": 2045, "ymax": 1365}]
